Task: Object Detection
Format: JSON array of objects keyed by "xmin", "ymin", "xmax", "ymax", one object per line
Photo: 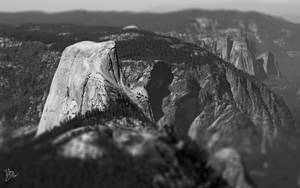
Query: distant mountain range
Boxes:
[
  {"xmin": 0, "ymin": 9, "xmax": 295, "ymax": 27},
  {"xmin": 146, "ymin": 2, "xmax": 300, "ymax": 23}
]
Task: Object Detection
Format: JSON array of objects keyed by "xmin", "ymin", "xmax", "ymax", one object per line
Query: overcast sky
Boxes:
[{"xmin": 1, "ymin": 0, "xmax": 300, "ymax": 15}]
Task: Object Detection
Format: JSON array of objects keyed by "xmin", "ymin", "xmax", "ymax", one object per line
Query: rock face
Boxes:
[
  {"xmin": 37, "ymin": 41, "xmax": 150, "ymax": 135},
  {"xmin": 229, "ymin": 38, "xmax": 255, "ymax": 76},
  {"xmin": 256, "ymin": 52, "xmax": 281, "ymax": 78},
  {"xmin": 204, "ymin": 36, "xmax": 256, "ymax": 77},
  {"xmin": 122, "ymin": 60, "xmax": 173, "ymax": 121},
  {"xmin": 202, "ymin": 35, "xmax": 282, "ymax": 81}
]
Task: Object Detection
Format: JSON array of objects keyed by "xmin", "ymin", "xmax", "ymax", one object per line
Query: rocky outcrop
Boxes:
[
  {"xmin": 202, "ymin": 35, "xmax": 283, "ymax": 81},
  {"xmin": 37, "ymin": 41, "xmax": 151, "ymax": 135},
  {"xmin": 256, "ymin": 52, "xmax": 281, "ymax": 78},
  {"xmin": 203, "ymin": 35, "xmax": 256, "ymax": 77},
  {"xmin": 121, "ymin": 60, "xmax": 173, "ymax": 121},
  {"xmin": 229, "ymin": 38, "xmax": 256, "ymax": 76}
]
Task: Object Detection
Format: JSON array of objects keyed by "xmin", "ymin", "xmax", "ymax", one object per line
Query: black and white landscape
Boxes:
[{"xmin": 0, "ymin": 1, "xmax": 300, "ymax": 188}]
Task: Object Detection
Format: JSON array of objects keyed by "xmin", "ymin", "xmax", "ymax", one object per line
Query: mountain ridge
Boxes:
[
  {"xmin": 0, "ymin": 9, "xmax": 296, "ymax": 26},
  {"xmin": 0, "ymin": 15, "xmax": 299, "ymax": 187}
]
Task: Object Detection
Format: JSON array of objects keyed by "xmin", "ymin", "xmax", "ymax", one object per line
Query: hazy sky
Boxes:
[{"xmin": 1, "ymin": 0, "xmax": 300, "ymax": 15}]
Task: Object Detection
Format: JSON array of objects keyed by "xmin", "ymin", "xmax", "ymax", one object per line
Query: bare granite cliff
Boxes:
[
  {"xmin": 203, "ymin": 36, "xmax": 282, "ymax": 81},
  {"xmin": 37, "ymin": 40, "xmax": 152, "ymax": 135}
]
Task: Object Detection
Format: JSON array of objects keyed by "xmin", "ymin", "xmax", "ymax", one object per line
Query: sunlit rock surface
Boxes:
[{"xmin": 37, "ymin": 41, "xmax": 151, "ymax": 135}]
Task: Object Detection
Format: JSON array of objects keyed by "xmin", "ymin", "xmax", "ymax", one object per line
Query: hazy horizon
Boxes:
[
  {"xmin": 0, "ymin": 0, "xmax": 300, "ymax": 23},
  {"xmin": 0, "ymin": 0, "xmax": 299, "ymax": 13}
]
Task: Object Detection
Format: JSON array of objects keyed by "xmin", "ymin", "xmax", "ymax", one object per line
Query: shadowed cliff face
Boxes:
[
  {"xmin": 256, "ymin": 52, "xmax": 281, "ymax": 78},
  {"xmin": 200, "ymin": 35, "xmax": 282, "ymax": 82},
  {"xmin": 159, "ymin": 76, "xmax": 202, "ymax": 139},
  {"xmin": 120, "ymin": 60, "xmax": 173, "ymax": 122},
  {"xmin": 146, "ymin": 62, "xmax": 173, "ymax": 121}
]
